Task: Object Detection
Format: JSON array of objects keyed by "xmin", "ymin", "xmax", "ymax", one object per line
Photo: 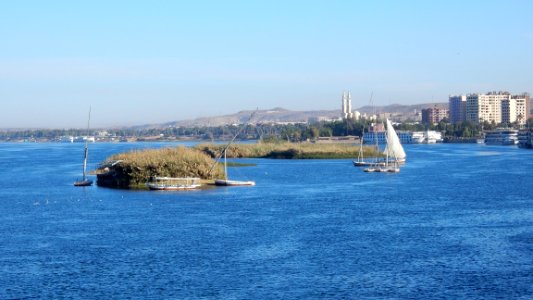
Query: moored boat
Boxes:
[
  {"xmin": 210, "ymin": 111, "xmax": 256, "ymax": 187},
  {"xmin": 146, "ymin": 177, "xmax": 201, "ymax": 190},
  {"xmin": 364, "ymin": 119, "xmax": 404, "ymax": 173},
  {"xmin": 214, "ymin": 179, "xmax": 256, "ymax": 186},
  {"xmin": 484, "ymin": 129, "xmax": 519, "ymax": 145}
]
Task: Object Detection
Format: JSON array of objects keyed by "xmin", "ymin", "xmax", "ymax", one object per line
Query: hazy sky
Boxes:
[{"xmin": 1, "ymin": 0, "xmax": 532, "ymax": 128}]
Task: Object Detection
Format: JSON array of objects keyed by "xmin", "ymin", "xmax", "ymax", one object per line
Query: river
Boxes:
[{"xmin": 0, "ymin": 142, "xmax": 532, "ymax": 298}]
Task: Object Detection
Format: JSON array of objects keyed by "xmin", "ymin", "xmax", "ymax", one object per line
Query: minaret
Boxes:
[
  {"xmin": 347, "ymin": 91, "xmax": 352, "ymax": 118},
  {"xmin": 342, "ymin": 92, "xmax": 348, "ymax": 118}
]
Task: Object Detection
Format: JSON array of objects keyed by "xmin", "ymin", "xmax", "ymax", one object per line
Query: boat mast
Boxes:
[
  {"xmin": 384, "ymin": 121, "xmax": 389, "ymax": 166},
  {"xmin": 357, "ymin": 127, "xmax": 364, "ymax": 162},
  {"xmin": 82, "ymin": 107, "xmax": 91, "ymax": 181},
  {"xmin": 207, "ymin": 109, "xmax": 257, "ymax": 176},
  {"xmin": 224, "ymin": 148, "xmax": 228, "ymax": 181}
]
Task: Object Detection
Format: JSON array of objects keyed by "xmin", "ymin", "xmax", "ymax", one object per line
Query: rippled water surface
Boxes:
[{"xmin": 0, "ymin": 142, "xmax": 532, "ymax": 299}]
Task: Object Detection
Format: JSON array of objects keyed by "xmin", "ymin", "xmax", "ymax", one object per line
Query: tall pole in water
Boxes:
[
  {"xmin": 83, "ymin": 107, "xmax": 91, "ymax": 181},
  {"xmin": 224, "ymin": 149, "xmax": 228, "ymax": 181}
]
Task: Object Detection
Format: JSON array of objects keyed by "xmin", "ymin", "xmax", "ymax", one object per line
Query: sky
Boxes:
[{"xmin": 0, "ymin": 0, "xmax": 532, "ymax": 128}]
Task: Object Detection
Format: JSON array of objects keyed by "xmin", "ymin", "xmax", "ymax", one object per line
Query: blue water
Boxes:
[{"xmin": 0, "ymin": 142, "xmax": 532, "ymax": 299}]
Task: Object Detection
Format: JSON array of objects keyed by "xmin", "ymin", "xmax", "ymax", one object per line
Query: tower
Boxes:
[
  {"xmin": 342, "ymin": 92, "xmax": 348, "ymax": 118},
  {"xmin": 341, "ymin": 91, "xmax": 353, "ymax": 119},
  {"xmin": 347, "ymin": 92, "xmax": 353, "ymax": 118}
]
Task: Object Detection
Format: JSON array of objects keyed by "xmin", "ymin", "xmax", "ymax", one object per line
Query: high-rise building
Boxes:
[
  {"xmin": 466, "ymin": 92, "xmax": 529, "ymax": 125},
  {"xmin": 501, "ymin": 98, "xmax": 517, "ymax": 125},
  {"xmin": 466, "ymin": 92, "xmax": 509, "ymax": 124},
  {"xmin": 449, "ymin": 95, "xmax": 467, "ymax": 124},
  {"xmin": 421, "ymin": 106, "xmax": 448, "ymax": 124},
  {"xmin": 511, "ymin": 93, "xmax": 529, "ymax": 125}
]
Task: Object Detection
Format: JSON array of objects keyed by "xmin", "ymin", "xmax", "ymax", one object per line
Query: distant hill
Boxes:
[
  {"xmin": 133, "ymin": 103, "xmax": 448, "ymax": 129},
  {"xmin": 135, "ymin": 108, "xmax": 341, "ymax": 129},
  {"xmin": 356, "ymin": 103, "xmax": 448, "ymax": 114}
]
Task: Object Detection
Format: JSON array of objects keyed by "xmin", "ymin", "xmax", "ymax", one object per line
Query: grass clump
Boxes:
[
  {"xmin": 196, "ymin": 142, "xmax": 382, "ymax": 159},
  {"xmin": 96, "ymin": 146, "xmax": 223, "ymax": 189}
]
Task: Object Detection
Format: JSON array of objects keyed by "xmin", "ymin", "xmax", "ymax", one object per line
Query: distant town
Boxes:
[{"xmin": 1, "ymin": 91, "xmax": 532, "ymax": 148}]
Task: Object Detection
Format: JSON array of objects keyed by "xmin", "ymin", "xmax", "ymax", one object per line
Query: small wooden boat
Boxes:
[
  {"xmin": 214, "ymin": 149, "xmax": 256, "ymax": 186},
  {"xmin": 354, "ymin": 161, "xmax": 385, "ymax": 167},
  {"xmin": 363, "ymin": 167, "xmax": 376, "ymax": 172},
  {"xmin": 74, "ymin": 179, "xmax": 93, "ymax": 186},
  {"xmin": 146, "ymin": 177, "xmax": 201, "ymax": 190},
  {"xmin": 209, "ymin": 111, "xmax": 256, "ymax": 187},
  {"xmin": 214, "ymin": 179, "xmax": 256, "ymax": 186}
]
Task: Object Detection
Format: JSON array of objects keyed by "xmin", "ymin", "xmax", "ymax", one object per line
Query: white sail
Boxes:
[{"xmin": 383, "ymin": 119, "xmax": 406, "ymax": 161}]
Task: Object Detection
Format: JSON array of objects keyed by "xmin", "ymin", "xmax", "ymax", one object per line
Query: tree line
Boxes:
[{"xmin": 1, "ymin": 117, "xmax": 532, "ymax": 142}]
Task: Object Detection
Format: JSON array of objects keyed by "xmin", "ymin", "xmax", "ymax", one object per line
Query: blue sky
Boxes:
[{"xmin": 0, "ymin": 0, "xmax": 532, "ymax": 128}]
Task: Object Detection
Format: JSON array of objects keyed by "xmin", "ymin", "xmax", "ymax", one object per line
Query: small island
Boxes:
[
  {"xmin": 96, "ymin": 147, "xmax": 223, "ymax": 189},
  {"xmin": 96, "ymin": 142, "xmax": 381, "ymax": 189}
]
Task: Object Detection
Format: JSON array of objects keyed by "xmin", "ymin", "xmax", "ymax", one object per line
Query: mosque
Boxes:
[{"xmin": 341, "ymin": 91, "xmax": 361, "ymax": 120}]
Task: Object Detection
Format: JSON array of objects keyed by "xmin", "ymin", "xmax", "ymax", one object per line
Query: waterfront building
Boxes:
[
  {"xmin": 421, "ymin": 106, "xmax": 448, "ymax": 124},
  {"xmin": 466, "ymin": 92, "xmax": 508, "ymax": 124},
  {"xmin": 501, "ymin": 98, "xmax": 517, "ymax": 125},
  {"xmin": 74, "ymin": 136, "xmax": 96, "ymax": 143},
  {"xmin": 510, "ymin": 94, "xmax": 529, "ymax": 125},
  {"xmin": 466, "ymin": 91, "xmax": 529, "ymax": 125},
  {"xmin": 308, "ymin": 116, "xmax": 339, "ymax": 123},
  {"xmin": 59, "ymin": 136, "xmax": 74, "ymax": 143},
  {"xmin": 449, "ymin": 95, "xmax": 467, "ymax": 124}
]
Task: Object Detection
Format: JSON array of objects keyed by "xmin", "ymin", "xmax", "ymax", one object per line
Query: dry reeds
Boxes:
[
  {"xmin": 97, "ymin": 146, "xmax": 223, "ymax": 188},
  {"xmin": 196, "ymin": 142, "xmax": 382, "ymax": 159}
]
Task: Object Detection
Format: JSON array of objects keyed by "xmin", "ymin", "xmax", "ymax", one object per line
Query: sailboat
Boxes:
[
  {"xmin": 214, "ymin": 148, "xmax": 255, "ymax": 186},
  {"xmin": 352, "ymin": 126, "xmax": 384, "ymax": 167},
  {"xmin": 211, "ymin": 111, "xmax": 256, "ymax": 186},
  {"xmin": 353, "ymin": 93, "xmax": 384, "ymax": 168},
  {"xmin": 382, "ymin": 119, "xmax": 406, "ymax": 164},
  {"xmin": 74, "ymin": 107, "xmax": 94, "ymax": 186},
  {"xmin": 353, "ymin": 129, "xmax": 369, "ymax": 167},
  {"xmin": 364, "ymin": 119, "xmax": 405, "ymax": 173}
]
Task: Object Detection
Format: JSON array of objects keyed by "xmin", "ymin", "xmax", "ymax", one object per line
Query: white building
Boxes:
[
  {"xmin": 511, "ymin": 94, "xmax": 529, "ymax": 125},
  {"xmin": 466, "ymin": 92, "xmax": 529, "ymax": 125},
  {"xmin": 466, "ymin": 92, "xmax": 508, "ymax": 124},
  {"xmin": 501, "ymin": 98, "xmax": 517, "ymax": 125}
]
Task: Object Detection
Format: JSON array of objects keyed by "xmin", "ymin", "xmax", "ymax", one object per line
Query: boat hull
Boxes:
[
  {"xmin": 215, "ymin": 179, "xmax": 255, "ymax": 186},
  {"xmin": 74, "ymin": 179, "xmax": 93, "ymax": 186},
  {"xmin": 353, "ymin": 161, "xmax": 385, "ymax": 167},
  {"xmin": 146, "ymin": 177, "xmax": 201, "ymax": 191},
  {"xmin": 146, "ymin": 183, "xmax": 201, "ymax": 190}
]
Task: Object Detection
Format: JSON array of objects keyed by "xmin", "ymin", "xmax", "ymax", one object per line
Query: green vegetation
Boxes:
[
  {"xmin": 96, "ymin": 146, "xmax": 223, "ymax": 189},
  {"xmin": 5, "ymin": 111, "xmax": 529, "ymax": 144},
  {"xmin": 2, "ymin": 116, "xmax": 532, "ymax": 143},
  {"xmin": 196, "ymin": 141, "xmax": 382, "ymax": 159}
]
